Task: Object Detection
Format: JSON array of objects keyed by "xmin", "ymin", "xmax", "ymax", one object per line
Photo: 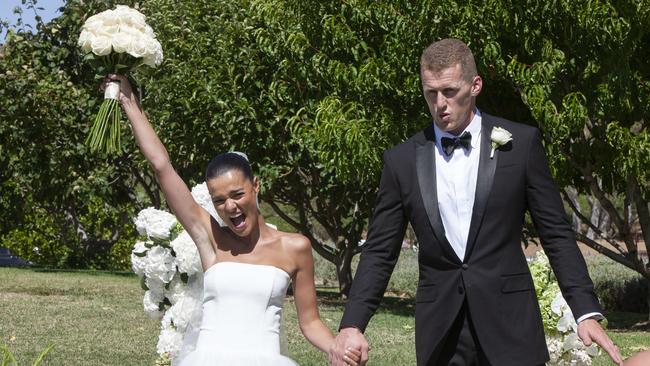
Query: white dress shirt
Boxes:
[{"xmin": 434, "ymin": 110, "xmax": 482, "ymax": 261}]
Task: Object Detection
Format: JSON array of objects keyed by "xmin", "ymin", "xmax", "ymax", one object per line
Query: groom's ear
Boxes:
[{"xmin": 470, "ymin": 75, "xmax": 483, "ymax": 97}]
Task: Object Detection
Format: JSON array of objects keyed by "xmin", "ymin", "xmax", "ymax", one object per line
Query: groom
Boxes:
[{"xmin": 328, "ymin": 39, "xmax": 623, "ymax": 366}]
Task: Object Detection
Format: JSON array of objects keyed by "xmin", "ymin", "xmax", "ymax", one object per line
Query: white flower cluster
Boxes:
[
  {"xmin": 134, "ymin": 208, "xmax": 178, "ymax": 240},
  {"xmin": 529, "ymin": 252, "xmax": 599, "ymax": 365},
  {"xmin": 131, "ymin": 183, "xmax": 216, "ymax": 359},
  {"xmin": 78, "ymin": 5, "xmax": 163, "ymax": 67}
]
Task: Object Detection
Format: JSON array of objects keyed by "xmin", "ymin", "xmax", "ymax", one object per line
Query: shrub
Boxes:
[
  {"xmin": 585, "ymin": 255, "xmax": 649, "ymax": 314},
  {"xmin": 312, "ymin": 247, "xmax": 419, "ymax": 296}
]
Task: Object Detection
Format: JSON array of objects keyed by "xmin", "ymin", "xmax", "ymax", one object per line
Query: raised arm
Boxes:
[{"xmin": 107, "ymin": 74, "xmax": 216, "ymax": 268}]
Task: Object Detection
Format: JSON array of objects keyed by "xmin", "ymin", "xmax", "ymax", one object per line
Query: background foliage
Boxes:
[{"xmin": 0, "ymin": 0, "xmax": 648, "ymax": 298}]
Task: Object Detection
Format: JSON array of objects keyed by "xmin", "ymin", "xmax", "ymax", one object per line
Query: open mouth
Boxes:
[{"xmin": 230, "ymin": 213, "xmax": 246, "ymax": 230}]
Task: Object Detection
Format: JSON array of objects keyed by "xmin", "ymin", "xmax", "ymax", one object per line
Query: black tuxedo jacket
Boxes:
[{"xmin": 340, "ymin": 113, "xmax": 601, "ymax": 366}]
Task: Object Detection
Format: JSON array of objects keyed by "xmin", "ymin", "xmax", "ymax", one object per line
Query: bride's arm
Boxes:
[
  {"xmin": 291, "ymin": 236, "xmax": 334, "ymax": 352},
  {"xmin": 291, "ymin": 236, "xmax": 361, "ymax": 365},
  {"xmin": 107, "ymin": 74, "xmax": 216, "ymax": 268}
]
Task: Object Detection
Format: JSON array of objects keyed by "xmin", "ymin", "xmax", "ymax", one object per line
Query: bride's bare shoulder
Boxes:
[{"xmin": 276, "ymin": 231, "xmax": 311, "ymax": 256}]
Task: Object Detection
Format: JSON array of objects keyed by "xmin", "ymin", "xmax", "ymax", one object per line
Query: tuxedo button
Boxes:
[
  {"xmin": 458, "ymin": 286, "xmax": 464, "ymax": 294},
  {"xmin": 462, "ymin": 264, "xmax": 468, "ymax": 270}
]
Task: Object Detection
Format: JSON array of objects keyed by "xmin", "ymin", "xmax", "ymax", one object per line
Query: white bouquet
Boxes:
[
  {"xmin": 529, "ymin": 252, "xmax": 599, "ymax": 365},
  {"xmin": 78, "ymin": 5, "xmax": 163, "ymax": 154},
  {"xmin": 131, "ymin": 182, "xmax": 220, "ymax": 361}
]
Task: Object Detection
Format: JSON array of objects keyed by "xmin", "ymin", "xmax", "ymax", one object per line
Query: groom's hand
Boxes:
[
  {"xmin": 577, "ymin": 318, "xmax": 623, "ymax": 365},
  {"xmin": 329, "ymin": 327, "xmax": 369, "ymax": 366}
]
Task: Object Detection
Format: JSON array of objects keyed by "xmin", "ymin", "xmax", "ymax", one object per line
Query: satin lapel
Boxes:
[
  {"xmin": 416, "ymin": 127, "xmax": 461, "ymax": 264},
  {"xmin": 463, "ymin": 118, "xmax": 498, "ymax": 262}
]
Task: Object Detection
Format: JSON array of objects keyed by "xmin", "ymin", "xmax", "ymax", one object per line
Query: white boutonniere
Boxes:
[{"xmin": 490, "ymin": 127, "xmax": 512, "ymax": 158}]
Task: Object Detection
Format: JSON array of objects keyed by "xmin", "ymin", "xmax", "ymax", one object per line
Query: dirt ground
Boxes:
[{"xmin": 522, "ymin": 239, "xmax": 648, "ymax": 259}]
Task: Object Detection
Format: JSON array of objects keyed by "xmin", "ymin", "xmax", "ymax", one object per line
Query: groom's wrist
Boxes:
[
  {"xmin": 340, "ymin": 325, "xmax": 363, "ymax": 334},
  {"xmin": 577, "ymin": 312, "xmax": 604, "ymax": 324}
]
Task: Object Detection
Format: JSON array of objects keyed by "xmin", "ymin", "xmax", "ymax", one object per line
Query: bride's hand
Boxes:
[
  {"xmin": 343, "ymin": 348, "xmax": 361, "ymax": 366},
  {"xmin": 100, "ymin": 74, "xmax": 138, "ymax": 109}
]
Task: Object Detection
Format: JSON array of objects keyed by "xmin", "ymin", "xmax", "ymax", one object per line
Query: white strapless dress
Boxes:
[{"xmin": 174, "ymin": 262, "xmax": 299, "ymax": 366}]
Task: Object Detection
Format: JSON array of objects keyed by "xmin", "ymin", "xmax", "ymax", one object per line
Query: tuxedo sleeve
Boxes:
[
  {"xmin": 525, "ymin": 129, "xmax": 602, "ymax": 318},
  {"xmin": 339, "ymin": 151, "xmax": 408, "ymax": 332}
]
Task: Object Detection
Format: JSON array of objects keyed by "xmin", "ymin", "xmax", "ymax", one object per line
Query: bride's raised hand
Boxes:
[{"xmin": 101, "ymin": 74, "xmax": 138, "ymax": 108}]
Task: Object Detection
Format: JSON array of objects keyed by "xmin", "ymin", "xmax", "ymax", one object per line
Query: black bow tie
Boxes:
[{"xmin": 440, "ymin": 131, "xmax": 472, "ymax": 156}]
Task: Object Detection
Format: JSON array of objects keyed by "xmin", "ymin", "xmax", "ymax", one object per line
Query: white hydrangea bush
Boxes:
[
  {"xmin": 131, "ymin": 182, "xmax": 222, "ymax": 362},
  {"xmin": 529, "ymin": 252, "xmax": 599, "ymax": 365}
]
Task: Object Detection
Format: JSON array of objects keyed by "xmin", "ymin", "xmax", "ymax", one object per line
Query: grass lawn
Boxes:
[{"xmin": 1, "ymin": 267, "xmax": 647, "ymax": 365}]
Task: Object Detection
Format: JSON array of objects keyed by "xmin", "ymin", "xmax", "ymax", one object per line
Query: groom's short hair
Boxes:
[{"xmin": 420, "ymin": 38, "xmax": 477, "ymax": 82}]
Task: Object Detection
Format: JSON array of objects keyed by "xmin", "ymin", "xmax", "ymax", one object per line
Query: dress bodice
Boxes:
[
  {"xmin": 175, "ymin": 261, "xmax": 297, "ymax": 365},
  {"xmin": 198, "ymin": 261, "xmax": 291, "ymax": 353}
]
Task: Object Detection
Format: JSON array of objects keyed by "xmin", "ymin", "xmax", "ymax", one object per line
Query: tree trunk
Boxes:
[
  {"xmin": 645, "ymin": 279, "xmax": 650, "ymax": 322},
  {"xmin": 587, "ymin": 196, "xmax": 601, "ymax": 240},
  {"xmin": 566, "ymin": 188, "xmax": 582, "ymax": 233},
  {"xmin": 336, "ymin": 243, "xmax": 356, "ymax": 297}
]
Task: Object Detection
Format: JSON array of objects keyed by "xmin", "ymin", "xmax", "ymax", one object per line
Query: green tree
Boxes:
[
  {"xmin": 136, "ymin": 0, "xmax": 537, "ymax": 294},
  {"xmin": 0, "ymin": 0, "xmax": 156, "ymax": 268},
  {"xmin": 3, "ymin": 0, "xmax": 647, "ymax": 301},
  {"xmin": 498, "ymin": 1, "xmax": 650, "ymax": 299}
]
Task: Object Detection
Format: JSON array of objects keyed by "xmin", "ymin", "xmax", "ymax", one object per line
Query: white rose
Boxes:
[
  {"xmin": 114, "ymin": 5, "xmax": 147, "ymax": 27},
  {"xmin": 142, "ymin": 37, "xmax": 160, "ymax": 58},
  {"xmin": 90, "ymin": 35, "xmax": 112, "ymax": 56},
  {"xmin": 143, "ymin": 24, "xmax": 156, "ymax": 38},
  {"xmin": 490, "ymin": 126, "xmax": 513, "ymax": 146},
  {"xmin": 127, "ymin": 36, "xmax": 149, "ymax": 58},
  {"xmin": 83, "ymin": 12, "xmax": 107, "ymax": 28},
  {"xmin": 111, "ymin": 31, "xmax": 134, "ymax": 54},
  {"xmin": 489, "ymin": 126, "xmax": 513, "ymax": 158},
  {"xmin": 78, "ymin": 30, "xmax": 95, "ymax": 53},
  {"xmin": 94, "ymin": 24, "xmax": 119, "ymax": 38}
]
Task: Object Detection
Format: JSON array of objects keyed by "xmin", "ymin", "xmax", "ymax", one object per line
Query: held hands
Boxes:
[
  {"xmin": 577, "ymin": 318, "xmax": 623, "ymax": 365},
  {"xmin": 329, "ymin": 327, "xmax": 369, "ymax": 366}
]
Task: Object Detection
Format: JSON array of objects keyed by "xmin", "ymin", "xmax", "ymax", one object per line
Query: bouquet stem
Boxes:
[{"xmin": 86, "ymin": 81, "xmax": 122, "ymax": 154}]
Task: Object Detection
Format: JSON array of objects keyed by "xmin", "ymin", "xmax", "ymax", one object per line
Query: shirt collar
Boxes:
[{"xmin": 433, "ymin": 109, "xmax": 482, "ymax": 149}]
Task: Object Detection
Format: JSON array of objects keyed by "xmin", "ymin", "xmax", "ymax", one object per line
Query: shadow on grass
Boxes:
[
  {"xmin": 605, "ymin": 311, "xmax": 650, "ymax": 331},
  {"xmin": 314, "ymin": 288, "xmax": 415, "ymax": 317},
  {"xmin": 32, "ymin": 268, "xmax": 136, "ymax": 277}
]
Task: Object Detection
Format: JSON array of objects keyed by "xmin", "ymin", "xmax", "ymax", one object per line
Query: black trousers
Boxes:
[
  {"xmin": 429, "ymin": 301, "xmax": 545, "ymax": 366},
  {"xmin": 430, "ymin": 300, "xmax": 490, "ymax": 366}
]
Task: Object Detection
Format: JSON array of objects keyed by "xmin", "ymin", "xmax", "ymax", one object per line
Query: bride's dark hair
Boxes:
[{"xmin": 205, "ymin": 152, "xmax": 253, "ymax": 182}]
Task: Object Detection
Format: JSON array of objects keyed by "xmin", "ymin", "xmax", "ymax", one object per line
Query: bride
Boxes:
[{"xmin": 104, "ymin": 74, "xmax": 361, "ymax": 366}]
